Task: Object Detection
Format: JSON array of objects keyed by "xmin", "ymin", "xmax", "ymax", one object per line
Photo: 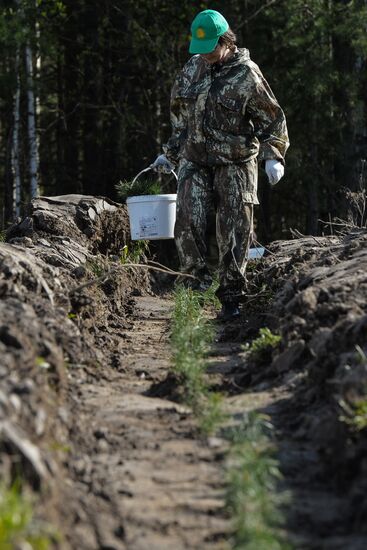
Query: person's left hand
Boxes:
[
  {"xmin": 151, "ymin": 154, "xmax": 175, "ymax": 174},
  {"xmin": 265, "ymin": 160, "xmax": 284, "ymax": 186}
]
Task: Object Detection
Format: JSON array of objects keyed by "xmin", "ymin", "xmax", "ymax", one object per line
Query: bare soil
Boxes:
[
  {"xmin": 1, "ymin": 195, "xmax": 367, "ymax": 549},
  {"xmin": 64, "ymin": 296, "xmax": 230, "ymax": 550}
]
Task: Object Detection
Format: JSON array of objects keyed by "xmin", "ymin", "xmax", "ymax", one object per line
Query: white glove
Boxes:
[
  {"xmin": 265, "ymin": 160, "xmax": 284, "ymax": 186},
  {"xmin": 151, "ymin": 154, "xmax": 174, "ymax": 174}
]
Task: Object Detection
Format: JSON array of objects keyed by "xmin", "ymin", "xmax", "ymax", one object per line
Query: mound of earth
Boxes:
[
  {"xmin": 0, "ymin": 195, "xmax": 152, "ymax": 536},
  {"xmin": 229, "ymin": 229, "xmax": 367, "ymax": 543}
]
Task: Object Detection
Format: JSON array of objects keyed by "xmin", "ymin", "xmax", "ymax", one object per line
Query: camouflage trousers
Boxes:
[{"xmin": 174, "ymin": 158, "xmax": 255, "ymax": 303}]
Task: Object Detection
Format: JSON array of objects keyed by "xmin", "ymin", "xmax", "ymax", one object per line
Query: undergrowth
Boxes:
[
  {"xmin": 201, "ymin": 277, "xmax": 221, "ymax": 309},
  {"xmin": 171, "ymin": 286, "xmax": 225, "ymax": 434},
  {"xmin": 244, "ymin": 327, "xmax": 281, "ymax": 363},
  {"xmin": 120, "ymin": 241, "xmax": 150, "ymax": 264},
  {"xmin": 340, "ymin": 398, "xmax": 367, "ymax": 431},
  {"xmin": 0, "ymin": 483, "xmax": 54, "ymax": 549},
  {"xmin": 225, "ymin": 413, "xmax": 292, "ymax": 550},
  {"xmin": 86, "ymin": 258, "xmax": 106, "ymax": 277},
  {"xmin": 339, "ymin": 346, "xmax": 367, "ymax": 431}
]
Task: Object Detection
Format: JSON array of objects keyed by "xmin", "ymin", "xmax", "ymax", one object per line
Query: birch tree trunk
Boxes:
[
  {"xmin": 11, "ymin": 48, "xmax": 22, "ymax": 218},
  {"xmin": 35, "ymin": 15, "xmax": 41, "ymax": 160},
  {"xmin": 25, "ymin": 42, "xmax": 39, "ymax": 198}
]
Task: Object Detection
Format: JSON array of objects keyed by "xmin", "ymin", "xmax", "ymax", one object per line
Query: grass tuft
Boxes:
[
  {"xmin": 0, "ymin": 482, "xmax": 54, "ymax": 549},
  {"xmin": 86, "ymin": 258, "xmax": 106, "ymax": 277},
  {"xmin": 244, "ymin": 328, "xmax": 281, "ymax": 364},
  {"xmin": 339, "ymin": 346, "xmax": 367, "ymax": 431},
  {"xmin": 339, "ymin": 396, "xmax": 367, "ymax": 432}
]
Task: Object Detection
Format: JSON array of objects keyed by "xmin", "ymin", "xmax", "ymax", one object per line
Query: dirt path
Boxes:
[
  {"xmin": 64, "ymin": 295, "xmax": 307, "ymax": 550},
  {"xmin": 66, "ymin": 296, "xmax": 231, "ymax": 550}
]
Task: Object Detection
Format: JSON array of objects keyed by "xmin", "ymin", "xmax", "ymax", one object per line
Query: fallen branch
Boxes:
[
  {"xmin": 252, "ymin": 238, "xmax": 276, "ymax": 257},
  {"xmin": 289, "ymin": 227, "xmax": 306, "ymax": 239},
  {"xmin": 67, "ymin": 262, "xmax": 196, "ymax": 295},
  {"xmin": 146, "ymin": 259, "xmax": 181, "ymax": 274}
]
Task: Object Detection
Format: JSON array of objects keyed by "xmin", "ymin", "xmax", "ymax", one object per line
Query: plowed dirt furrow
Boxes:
[{"xmin": 66, "ymin": 296, "xmax": 230, "ymax": 550}]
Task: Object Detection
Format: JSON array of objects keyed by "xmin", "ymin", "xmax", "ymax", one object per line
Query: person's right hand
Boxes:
[{"xmin": 151, "ymin": 154, "xmax": 174, "ymax": 174}]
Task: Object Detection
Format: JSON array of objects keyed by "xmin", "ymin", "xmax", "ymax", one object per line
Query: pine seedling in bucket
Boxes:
[{"xmin": 115, "ymin": 178, "xmax": 162, "ymax": 202}]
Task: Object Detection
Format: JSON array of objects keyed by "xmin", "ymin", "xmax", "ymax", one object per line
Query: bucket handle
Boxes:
[{"xmin": 132, "ymin": 164, "xmax": 178, "ymax": 184}]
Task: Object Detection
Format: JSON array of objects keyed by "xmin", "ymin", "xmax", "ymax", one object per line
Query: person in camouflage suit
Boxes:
[{"xmin": 153, "ymin": 9, "xmax": 289, "ymax": 319}]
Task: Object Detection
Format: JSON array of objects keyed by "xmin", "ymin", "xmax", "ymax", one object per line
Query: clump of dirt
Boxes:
[{"xmin": 0, "ymin": 194, "xmax": 152, "ymax": 538}]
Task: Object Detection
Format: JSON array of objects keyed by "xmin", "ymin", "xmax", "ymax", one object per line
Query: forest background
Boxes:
[{"xmin": 0, "ymin": 0, "xmax": 366, "ymax": 241}]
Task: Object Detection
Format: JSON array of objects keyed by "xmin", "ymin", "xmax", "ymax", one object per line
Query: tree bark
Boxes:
[
  {"xmin": 25, "ymin": 42, "xmax": 39, "ymax": 198},
  {"xmin": 11, "ymin": 48, "xmax": 22, "ymax": 218}
]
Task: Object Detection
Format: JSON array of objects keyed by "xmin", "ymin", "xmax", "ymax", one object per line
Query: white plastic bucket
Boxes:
[{"xmin": 126, "ymin": 194, "xmax": 177, "ymax": 240}]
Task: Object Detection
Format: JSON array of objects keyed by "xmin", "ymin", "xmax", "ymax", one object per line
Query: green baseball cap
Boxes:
[{"xmin": 189, "ymin": 10, "xmax": 229, "ymax": 54}]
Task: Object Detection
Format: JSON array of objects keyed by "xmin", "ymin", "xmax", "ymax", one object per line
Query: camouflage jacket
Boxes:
[{"xmin": 163, "ymin": 48, "xmax": 289, "ymax": 168}]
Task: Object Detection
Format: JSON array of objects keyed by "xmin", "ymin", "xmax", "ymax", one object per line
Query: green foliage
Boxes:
[
  {"xmin": 120, "ymin": 245, "xmax": 129, "ymax": 264},
  {"xmin": 339, "ymin": 344, "xmax": 367, "ymax": 431},
  {"xmin": 0, "ymin": 230, "xmax": 6, "ymax": 242},
  {"xmin": 339, "ymin": 346, "xmax": 367, "ymax": 431},
  {"xmin": 35, "ymin": 356, "xmax": 51, "ymax": 369},
  {"xmin": 115, "ymin": 179, "xmax": 161, "ymax": 202},
  {"xmin": 198, "ymin": 392, "xmax": 227, "ymax": 436},
  {"xmin": 259, "ymin": 0, "xmax": 367, "ymax": 236},
  {"xmin": 0, "ymin": 1, "xmax": 66, "ymax": 52},
  {"xmin": 171, "ymin": 286, "xmax": 225, "ymax": 435},
  {"xmin": 200, "ymin": 277, "xmax": 221, "ymax": 309},
  {"xmin": 172, "ymin": 287, "xmax": 214, "ymax": 359},
  {"xmin": 48, "ymin": 441, "xmax": 71, "ymax": 453},
  {"xmin": 0, "ymin": 483, "xmax": 53, "ymax": 549},
  {"xmin": 244, "ymin": 328, "xmax": 281, "ymax": 363},
  {"xmin": 225, "ymin": 413, "xmax": 292, "ymax": 550},
  {"xmin": 340, "ymin": 398, "xmax": 367, "ymax": 432},
  {"xmin": 355, "ymin": 344, "xmax": 367, "ymax": 366},
  {"xmin": 120, "ymin": 241, "xmax": 150, "ymax": 264},
  {"xmin": 171, "ymin": 287, "xmax": 212, "ymax": 405},
  {"xmin": 86, "ymin": 259, "xmax": 105, "ymax": 278}
]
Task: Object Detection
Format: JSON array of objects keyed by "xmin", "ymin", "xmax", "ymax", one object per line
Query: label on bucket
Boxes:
[{"xmin": 139, "ymin": 216, "xmax": 158, "ymax": 237}]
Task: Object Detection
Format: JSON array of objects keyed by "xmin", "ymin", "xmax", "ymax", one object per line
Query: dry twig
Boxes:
[
  {"xmin": 236, "ymin": 0, "xmax": 279, "ymax": 28},
  {"xmin": 252, "ymin": 238, "xmax": 276, "ymax": 257},
  {"xmin": 67, "ymin": 262, "xmax": 196, "ymax": 295}
]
